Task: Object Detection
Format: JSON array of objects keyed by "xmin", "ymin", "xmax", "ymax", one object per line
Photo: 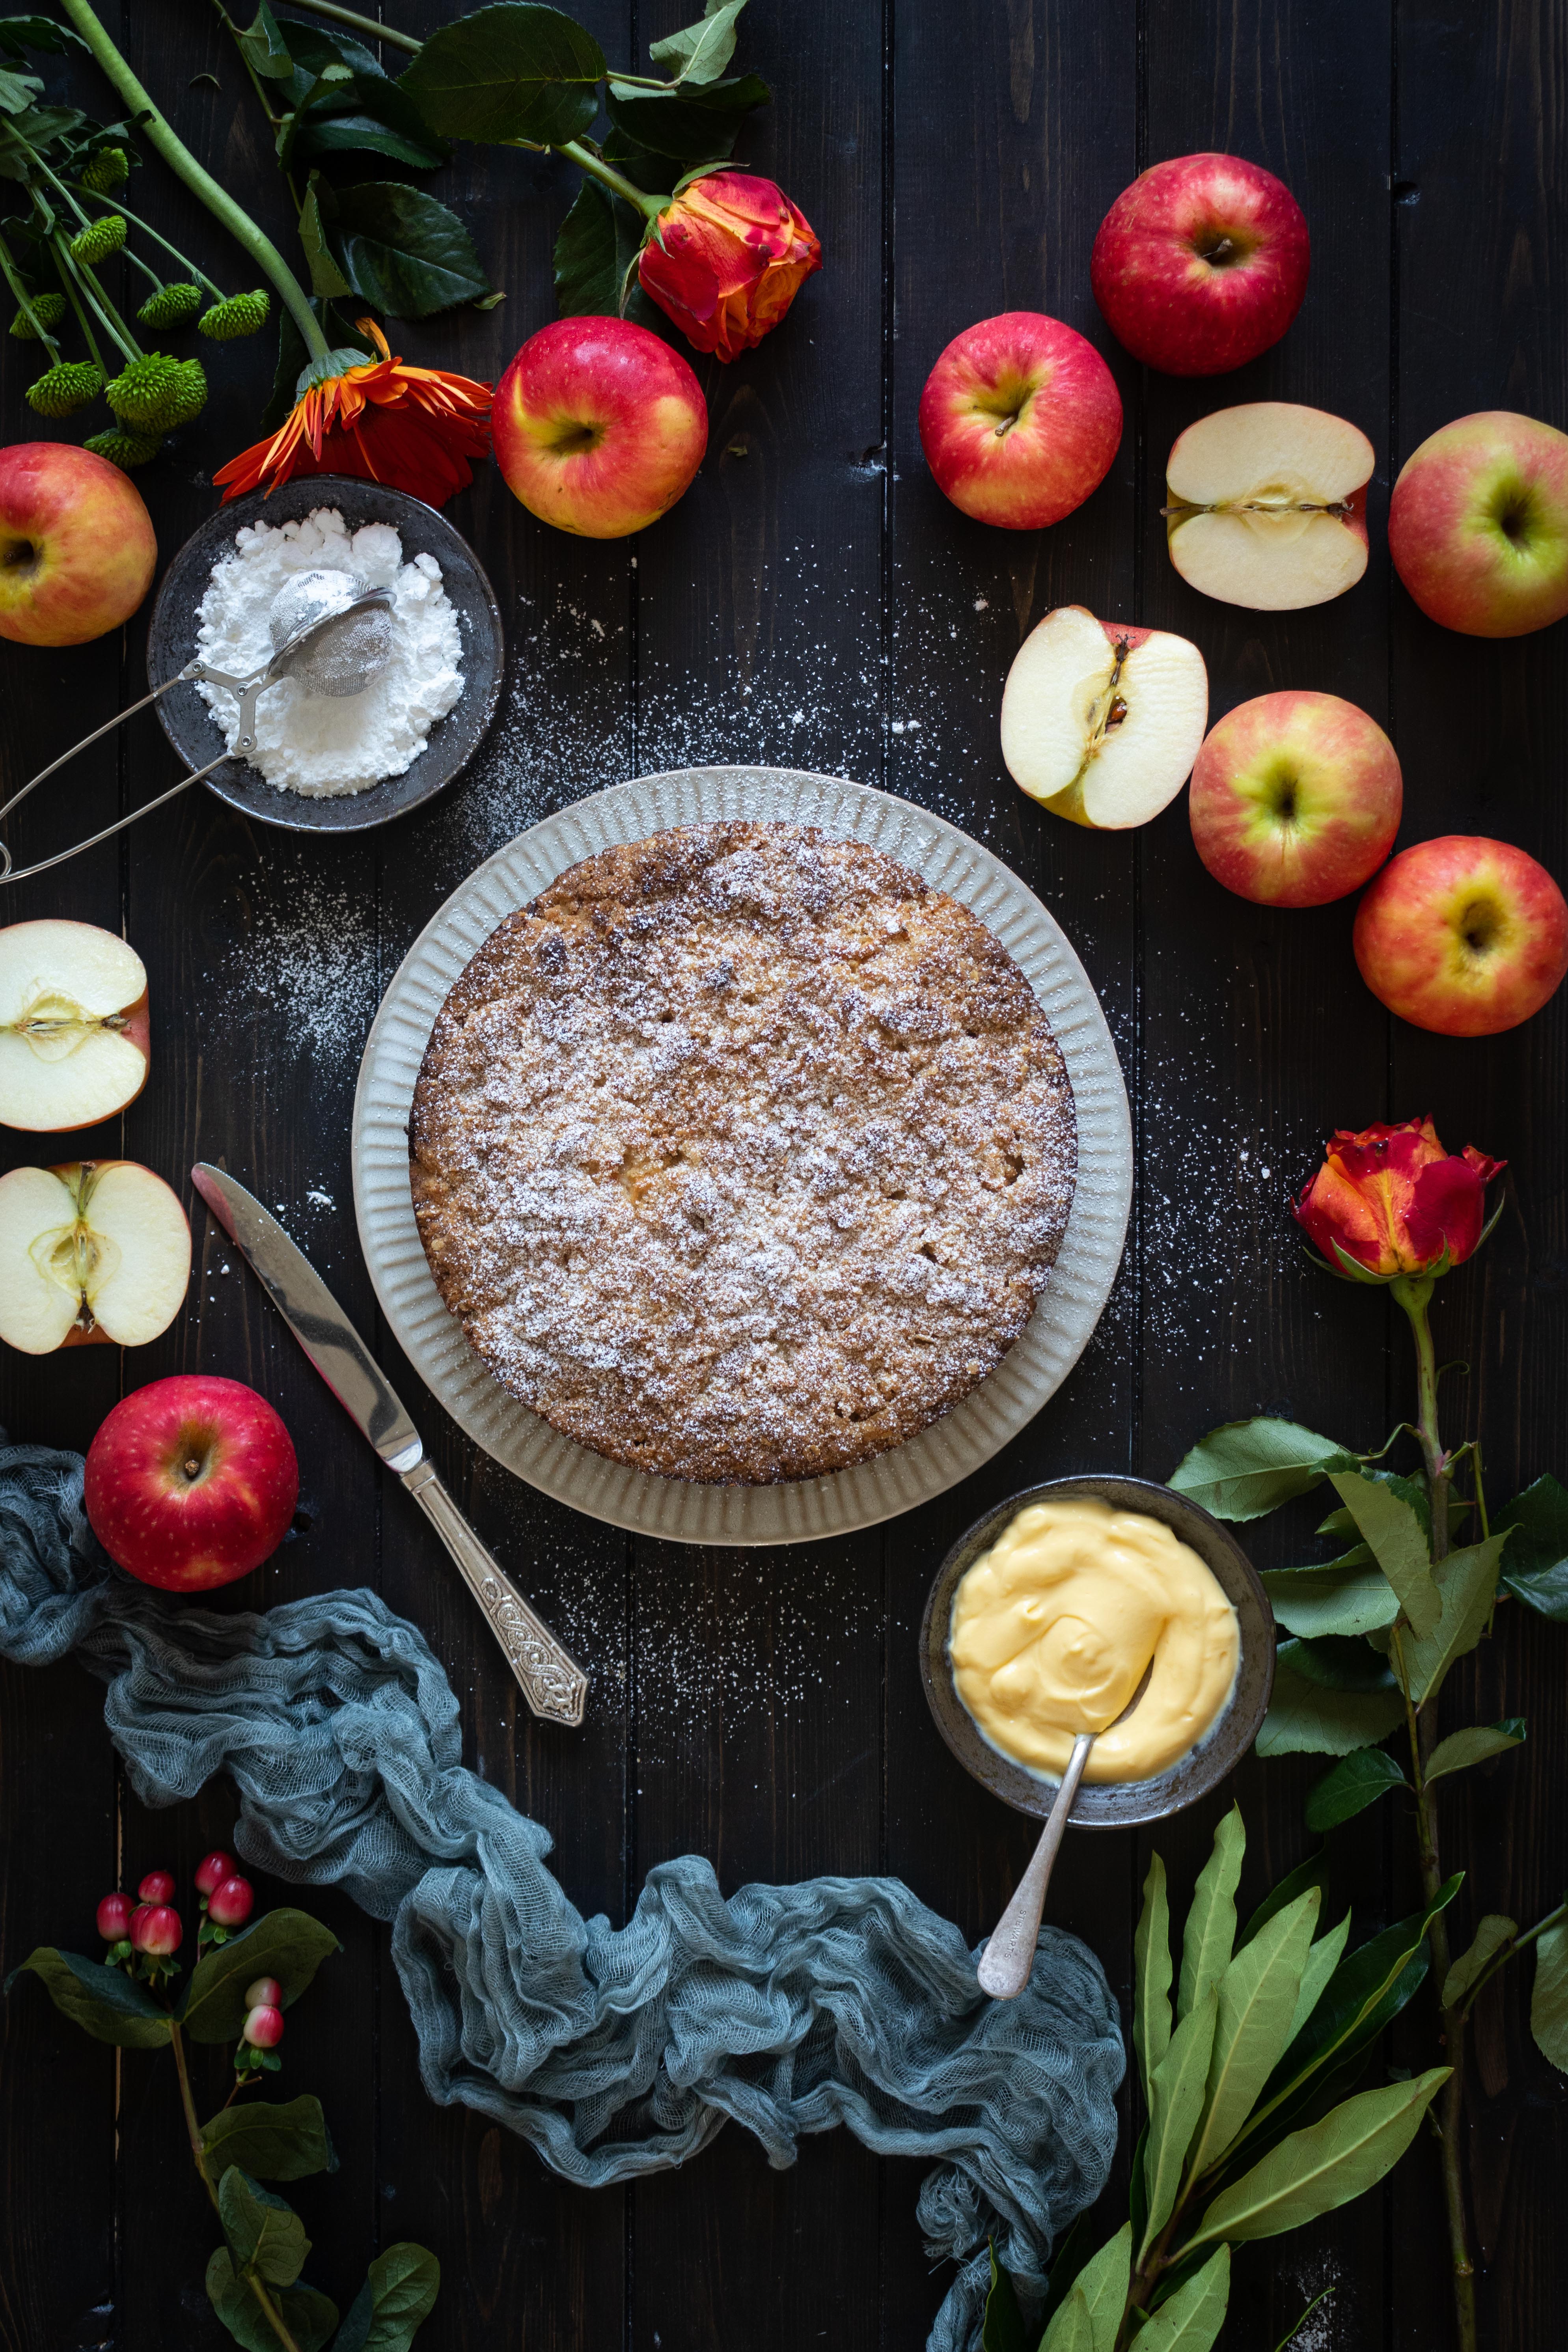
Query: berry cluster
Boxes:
[{"xmin": 95, "ymin": 1850, "xmax": 264, "ymax": 2041}]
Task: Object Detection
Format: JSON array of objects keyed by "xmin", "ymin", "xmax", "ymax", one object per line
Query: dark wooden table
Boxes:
[{"xmin": 2, "ymin": 3, "xmax": 1565, "ymax": 2347}]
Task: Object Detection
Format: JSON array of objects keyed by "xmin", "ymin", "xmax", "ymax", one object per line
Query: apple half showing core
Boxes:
[
  {"xmin": 0, "ymin": 918, "xmax": 150, "ymax": 1132},
  {"xmin": 1165, "ymin": 404, "xmax": 1374, "ymax": 610},
  {"xmin": 1354, "ymin": 835, "xmax": 1568, "ymax": 1037},
  {"xmin": 1190, "ymin": 691, "xmax": 1402, "ymax": 908},
  {"xmin": 1001, "ymin": 605, "xmax": 1209, "ymax": 828},
  {"xmin": 0, "ymin": 1160, "xmax": 190, "ymax": 1353}
]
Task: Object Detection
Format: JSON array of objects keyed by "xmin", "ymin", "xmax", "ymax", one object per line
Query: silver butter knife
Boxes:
[{"xmin": 190, "ymin": 1163, "xmax": 588, "ymax": 1729}]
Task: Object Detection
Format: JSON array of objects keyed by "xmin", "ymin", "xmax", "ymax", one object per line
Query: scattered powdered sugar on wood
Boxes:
[{"xmin": 210, "ymin": 864, "xmax": 378, "ymax": 1078}]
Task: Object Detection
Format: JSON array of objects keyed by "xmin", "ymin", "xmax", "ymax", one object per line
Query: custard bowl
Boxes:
[{"xmin": 918, "ymin": 1474, "xmax": 1274, "ymax": 1829}]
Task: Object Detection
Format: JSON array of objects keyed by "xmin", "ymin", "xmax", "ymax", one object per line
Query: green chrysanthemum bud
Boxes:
[
  {"xmin": 69, "ymin": 214, "xmax": 127, "ymax": 265},
  {"xmin": 198, "ymin": 288, "xmax": 270, "ymax": 342},
  {"xmin": 25, "ymin": 361, "xmax": 104, "ymax": 417},
  {"xmin": 9, "ymin": 293, "xmax": 67, "ymax": 341},
  {"xmin": 106, "ymin": 351, "xmax": 207, "ymax": 433},
  {"xmin": 83, "ymin": 426, "xmax": 163, "ymax": 471},
  {"xmin": 80, "ymin": 147, "xmax": 129, "ymax": 194},
  {"xmin": 137, "ymin": 281, "xmax": 203, "ymax": 332}
]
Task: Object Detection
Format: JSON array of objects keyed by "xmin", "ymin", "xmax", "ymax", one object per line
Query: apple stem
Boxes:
[
  {"xmin": 0, "ymin": 224, "xmax": 60, "ymax": 356},
  {"xmin": 557, "ymin": 140, "xmax": 669, "ymax": 224}
]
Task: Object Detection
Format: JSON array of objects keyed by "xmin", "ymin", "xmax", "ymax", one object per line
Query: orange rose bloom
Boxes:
[
  {"xmin": 638, "ymin": 171, "xmax": 822, "ymax": 363},
  {"xmin": 1293, "ymin": 1116, "xmax": 1505, "ymax": 1281}
]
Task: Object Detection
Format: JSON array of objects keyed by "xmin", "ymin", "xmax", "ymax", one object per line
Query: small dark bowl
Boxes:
[
  {"xmin": 919, "ymin": 1475, "xmax": 1274, "ymax": 1828},
  {"xmin": 145, "ymin": 475, "xmax": 504, "ymax": 836}
]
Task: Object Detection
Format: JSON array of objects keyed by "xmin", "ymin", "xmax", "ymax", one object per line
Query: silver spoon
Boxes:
[
  {"xmin": 0, "ymin": 587, "xmax": 394, "ymax": 885},
  {"xmin": 977, "ymin": 1663, "xmax": 1154, "ymax": 2000}
]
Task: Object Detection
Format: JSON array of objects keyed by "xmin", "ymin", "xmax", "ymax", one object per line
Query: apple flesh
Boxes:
[
  {"xmin": 1389, "ymin": 411, "xmax": 1568, "ymax": 638},
  {"xmin": 0, "ymin": 919, "xmax": 150, "ymax": 1131},
  {"xmin": 84, "ymin": 1373, "xmax": 299, "ymax": 1591},
  {"xmin": 1091, "ymin": 153, "xmax": 1310, "ymax": 377},
  {"xmin": 1190, "ymin": 691, "xmax": 1402, "ymax": 907},
  {"xmin": 492, "ymin": 317, "xmax": 708, "ymax": 539},
  {"xmin": 0, "ymin": 441, "xmax": 158, "ymax": 647},
  {"xmin": 1354, "ymin": 835, "xmax": 1568, "ymax": 1036},
  {"xmin": 1165, "ymin": 403, "xmax": 1373, "ymax": 609},
  {"xmin": 1000, "ymin": 604, "xmax": 1208, "ymax": 828},
  {"xmin": 918, "ymin": 313, "xmax": 1122, "ymax": 529},
  {"xmin": 0, "ymin": 1159, "xmax": 190, "ymax": 1353}
]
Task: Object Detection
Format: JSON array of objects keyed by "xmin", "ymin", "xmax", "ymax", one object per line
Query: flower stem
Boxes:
[
  {"xmin": 0, "ymin": 224, "xmax": 60, "ymax": 355},
  {"xmin": 54, "ymin": 0, "xmax": 328, "ymax": 360},
  {"xmin": 50, "ymin": 241, "xmax": 110, "ymax": 369},
  {"xmin": 267, "ymin": 0, "xmax": 420, "ymax": 51},
  {"xmin": 73, "ymin": 185, "xmax": 225, "ymax": 298},
  {"xmin": 557, "ymin": 139, "xmax": 667, "ymax": 220},
  {"xmin": 169, "ymin": 2020, "xmax": 220, "ymax": 2214},
  {"xmin": 55, "ymin": 238, "xmax": 142, "ymax": 362}
]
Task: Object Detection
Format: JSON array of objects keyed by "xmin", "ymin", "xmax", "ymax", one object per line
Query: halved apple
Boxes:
[
  {"xmin": 0, "ymin": 919, "xmax": 150, "ymax": 1132},
  {"xmin": 1000, "ymin": 604, "xmax": 1209, "ymax": 828},
  {"xmin": 1164, "ymin": 403, "xmax": 1374, "ymax": 609},
  {"xmin": 0, "ymin": 1160, "xmax": 190, "ymax": 1353}
]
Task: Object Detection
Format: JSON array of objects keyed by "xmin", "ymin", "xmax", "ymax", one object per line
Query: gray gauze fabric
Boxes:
[{"xmin": 0, "ymin": 1442, "xmax": 1123, "ymax": 2349}]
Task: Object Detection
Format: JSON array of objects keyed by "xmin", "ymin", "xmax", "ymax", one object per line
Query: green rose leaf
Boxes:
[
  {"xmin": 1441, "ymin": 1913, "xmax": 1517, "ymax": 2011},
  {"xmin": 401, "ymin": 3, "xmax": 606, "ymax": 145},
  {"xmin": 1261, "ymin": 1562, "xmax": 1401, "ymax": 1640},
  {"xmin": 1178, "ymin": 1804, "xmax": 1245, "ymax": 2023},
  {"xmin": 1129, "ymin": 2244, "xmax": 1230, "ymax": 2351},
  {"xmin": 1303, "ymin": 1745, "xmax": 1408, "ymax": 1832},
  {"xmin": 1424, "ymin": 1719, "xmax": 1526, "ymax": 1783},
  {"xmin": 1256, "ymin": 1663, "xmax": 1406, "ymax": 1757},
  {"xmin": 200, "ymin": 2095, "xmax": 338, "ymax": 2186},
  {"xmin": 1133, "ymin": 1851, "xmax": 1173, "ymax": 2098},
  {"xmin": 1183, "ymin": 1891, "xmax": 1320, "ymax": 2184},
  {"xmin": 604, "ymin": 71, "xmax": 770, "ymax": 163},
  {"xmin": 334, "ymin": 2243, "xmax": 442, "ymax": 2352},
  {"xmin": 1393, "ymin": 1535, "xmax": 1508, "ymax": 1708},
  {"xmin": 181, "ymin": 1910, "xmax": 340, "ymax": 2044},
  {"xmin": 299, "ymin": 177, "xmax": 352, "ymax": 299},
  {"xmin": 218, "ymin": 2167, "xmax": 309, "ymax": 2285},
  {"xmin": 1141, "ymin": 1988, "xmax": 1219, "ymax": 2257},
  {"xmin": 283, "ymin": 23, "xmax": 449, "ymax": 170},
  {"xmin": 1317, "ymin": 1468, "xmax": 1437, "ymax": 1542},
  {"xmin": 1327, "ymin": 1470, "xmax": 1440, "ymax": 1636},
  {"xmin": 6, "ymin": 1948, "xmax": 172, "ymax": 2047},
  {"xmin": 1275, "ymin": 1634, "xmax": 1397, "ymax": 1694},
  {"xmin": 1531, "ymin": 1918, "xmax": 1568, "ymax": 2071},
  {"xmin": 320, "ymin": 179, "xmax": 495, "ymax": 317},
  {"xmin": 206, "ymin": 2247, "xmax": 338, "ymax": 2352},
  {"xmin": 236, "ymin": 2, "xmax": 293, "ymax": 79},
  {"xmin": 554, "ymin": 178, "xmax": 647, "ymax": 319},
  {"xmin": 648, "ymin": 0, "xmax": 750, "ymax": 85},
  {"xmin": 1496, "ymin": 1474, "xmax": 1568, "ymax": 1619},
  {"xmin": 1184, "ymin": 2068, "xmax": 1449, "ymax": 2248},
  {"xmin": 1167, "ymin": 1419, "xmax": 1356, "ymax": 1523}
]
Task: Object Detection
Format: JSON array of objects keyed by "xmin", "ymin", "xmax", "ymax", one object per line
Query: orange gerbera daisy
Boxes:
[{"xmin": 214, "ymin": 319, "xmax": 492, "ymax": 505}]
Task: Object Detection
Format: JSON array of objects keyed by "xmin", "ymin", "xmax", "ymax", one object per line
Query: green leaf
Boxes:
[
  {"xmin": 554, "ymin": 177, "xmax": 646, "ymax": 318},
  {"xmin": 1326, "ymin": 1470, "xmax": 1439, "ymax": 1636},
  {"xmin": 0, "ymin": 15, "xmax": 88, "ymax": 57},
  {"xmin": 1184, "ymin": 1891, "xmax": 1320, "ymax": 2182},
  {"xmin": 236, "ymin": 2, "xmax": 293, "ymax": 78},
  {"xmin": 1441, "ymin": 1914, "xmax": 1517, "ymax": 2011},
  {"xmin": 1275, "ymin": 1635, "xmax": 1397, "ymax": 1694},
  {"xmin": 1127, "ymin": 2120, "xmax": 1150, "ymax": 2253},
  {"xmin": 1318, "ymin": 1469, "xmax": 1439, "ymax": 1543},
  {"xmin": 401, "ymin": 3, "xmax": 606, "ymax": 145},
  {"xmin": 1127, "ymin": 2244, "xmax": 1229, "ymax": 2351},
  {"xmin": 0, "ymin": 63, "xmax": 41, "ymax": 112},
  {"xmin": 604, "ymin": 71, "xmax": 770, "ymax": 163},
  {"xmin": 1167, "ymin": 1419, "xmax": 1356, "ymax": 1523},
  {"xmin": 1256, "ymin": 1664, "xmax": 1406, "ymax": 1757},
  {"xmin": 1496, "ymin": 1474, "xmax": 1568, "ymax": 1619},
  {"xmin": 206, "ymin": 2248, "xmax": 338, "ymax": 2352},
  {"xmin": 1425, "ymin": 1719, "xmax": 1526, "ymax": 1782},
  {"xmin": 648, "ymin": 0, "xmax": 749, "ymax": 84},
  {"xmin": 299, "ymin": 176, "xmax": 353, "ymax": 298},
  {"xmin": 1270, "ymin": 2287, "xmax": 1335, "ymax": 2352},
  {"xmin": 283, "ymin": 23, "xmax": 449, "ymax": 170},
  {"xmin": 1184, "ymin": 2067, "xmax": 1449, "ymax": 2246},
  {"xmin": 6, "ymin": 1949, "xmax": 172, "ymax": 2047},
  {"xmin": 1394, "ymin": 1536, "xmax": 1507, "ymax": 1708},
  {"xmin": 1038, "ymin": 2288, "xmax": 1094, "ymax": 2352},
  {"xmin": 293, "ymin": 108, "xmax": 448, "ymax": 169},
  {"xmin": 1286, "ymin": 1912, "xmax": 1352, "ymax": 2045},
  {"xmin": 218, "ymin": 2168, "xmax": 309, "ymax": 2286},
  {"xmin": 321, "ymin": 179, "xmax": 494, "ymax": 317},
  {"xmin": 1066, "ymin": 2222, "xmax": 1130, "ymax": 2352},
  {"xmin": 335, "ymin": 2245, "xmax": 442, "ymax": 2352},
  {"xmin": 1178, "ymin": 1806, "xmax": 1244, "ymax": 2023},
  {"xmin": 181, "ymin": 1910, "xmax": 339, "ymax": 2045},
  {"xmin": 1133, "ymin": 1853, "xmax": 1173, "ymax": 2099},
  {"xmin": 980, "ymin": 2243, "xmax": 1027, "ymax": 2352},
  {"xmin": 1304, "ymin": 1746, "xmax": 1407, "ymax": 1832},
  {"xmin": 1531, "ymin": 1920, "xmax": 1568, "ymax": 2070},
  {"xmin": 1261, "ymin": 1564, "xmax": 1401, "ymax": 1639},
  {"xmin": 1239, "ymin": 1851, "xmax": 1331, "ymax": 1949},
  {"xmin": 1141, "ymin": 1989, "xmax": 1219, "ymax": 2256},
  {"xmin": 201, "ymin": 2095, "xmax": 338, "ymax": 2186}
]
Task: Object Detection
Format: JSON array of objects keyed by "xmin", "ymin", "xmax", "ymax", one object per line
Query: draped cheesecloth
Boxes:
[{"xmin": 0, "ymin": 1441, "xmax": 1124, "ymax": 2349}]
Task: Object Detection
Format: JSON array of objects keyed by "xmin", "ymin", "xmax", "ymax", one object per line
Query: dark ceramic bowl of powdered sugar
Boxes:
[{"xmin": 146, "ymin": 476, "xmax": 504, "ymax": 835}]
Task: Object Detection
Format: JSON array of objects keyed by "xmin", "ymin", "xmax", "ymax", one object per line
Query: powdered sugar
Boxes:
[{"xmin": 194, "ymin": 507, "xmax": 464, "ymax": 797}]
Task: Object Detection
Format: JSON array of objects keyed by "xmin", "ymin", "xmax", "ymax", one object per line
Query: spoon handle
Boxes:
[{"xmin": 976, "ymin": 1731, "xmax": 1094, "ymax": 2000}]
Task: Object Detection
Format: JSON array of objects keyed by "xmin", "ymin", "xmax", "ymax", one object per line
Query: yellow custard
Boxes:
[{"xmin": 949, "ymin": 1497, "xmax": 1241, "ymax": 1784}]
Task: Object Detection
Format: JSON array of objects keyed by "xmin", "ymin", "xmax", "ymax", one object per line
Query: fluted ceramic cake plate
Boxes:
[{"xmin": 351, "ymin": 766, "xmax": 1132, "ymax": 1545}]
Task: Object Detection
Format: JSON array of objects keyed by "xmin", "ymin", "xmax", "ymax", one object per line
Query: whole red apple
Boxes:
[
  {"xmin": 1091, "ymin": 154, "xmax": 1309, "ymax": 377},
  {"xmin": 918, "ymin": 313, "xmax": 1122, "ymax": 530},
  {"xmin": 1354, "ymin": 835, "xmax": 1568, "ymax": 1036},
  {"xmin": 1190, "ymin": 691, "xmax": 1402, "ymax": 906},
  {"xmin": 84, "ymin": 1375, "xmax": 299, "ymax": 1591},
  {"xmin": 493, "ymin": 317, "xmax": 708, "ymax": 539},
  {"xmin": 0, "ymin": 442, "xmax": 157, "ymax": 647},
  {"xmin": 1389, "ymin": 412, "xmax": 1568, "ymax": 638}
]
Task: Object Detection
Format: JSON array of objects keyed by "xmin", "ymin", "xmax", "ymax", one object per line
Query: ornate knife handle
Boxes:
[{"xmin": 400, "ymin": 1459, "xmax": 588, "ymax": 1727}]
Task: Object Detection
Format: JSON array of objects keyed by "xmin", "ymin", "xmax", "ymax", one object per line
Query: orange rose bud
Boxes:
[
  {"xmin": 1293, "ymin": 1116, "xmax": 1505, "ymax": 1282},
  {"xmin": 638, "ymin": 171, "xmax": 822, "ymax": 363}
]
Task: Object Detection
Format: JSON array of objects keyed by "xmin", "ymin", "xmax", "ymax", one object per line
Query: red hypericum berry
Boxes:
[
  {"xmin": 244, "ymin": 1976, "xmax": 283, "ymax": 2009},
  {"xmin": 242, "ymin": 2003, "xmax": 284, "ymax": 2050},
  {"xmin": 131, "ymin": 1903, "xmax": 182, "ymax": 1957},
  {"xmin": 194, "ymin": 1850, "xmax": 235, "ymax": 1898},
  {"xmin": 207, "ymin": 1875, "xmax": 254, "ymax": 1929},
  {"xmin": 137, "ymin": 1869, "xmax": 176, "ymax": 1905},
  {"xmin": 97, "ymin": 1893, "xmax": 133, "ymax": 1942}
]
